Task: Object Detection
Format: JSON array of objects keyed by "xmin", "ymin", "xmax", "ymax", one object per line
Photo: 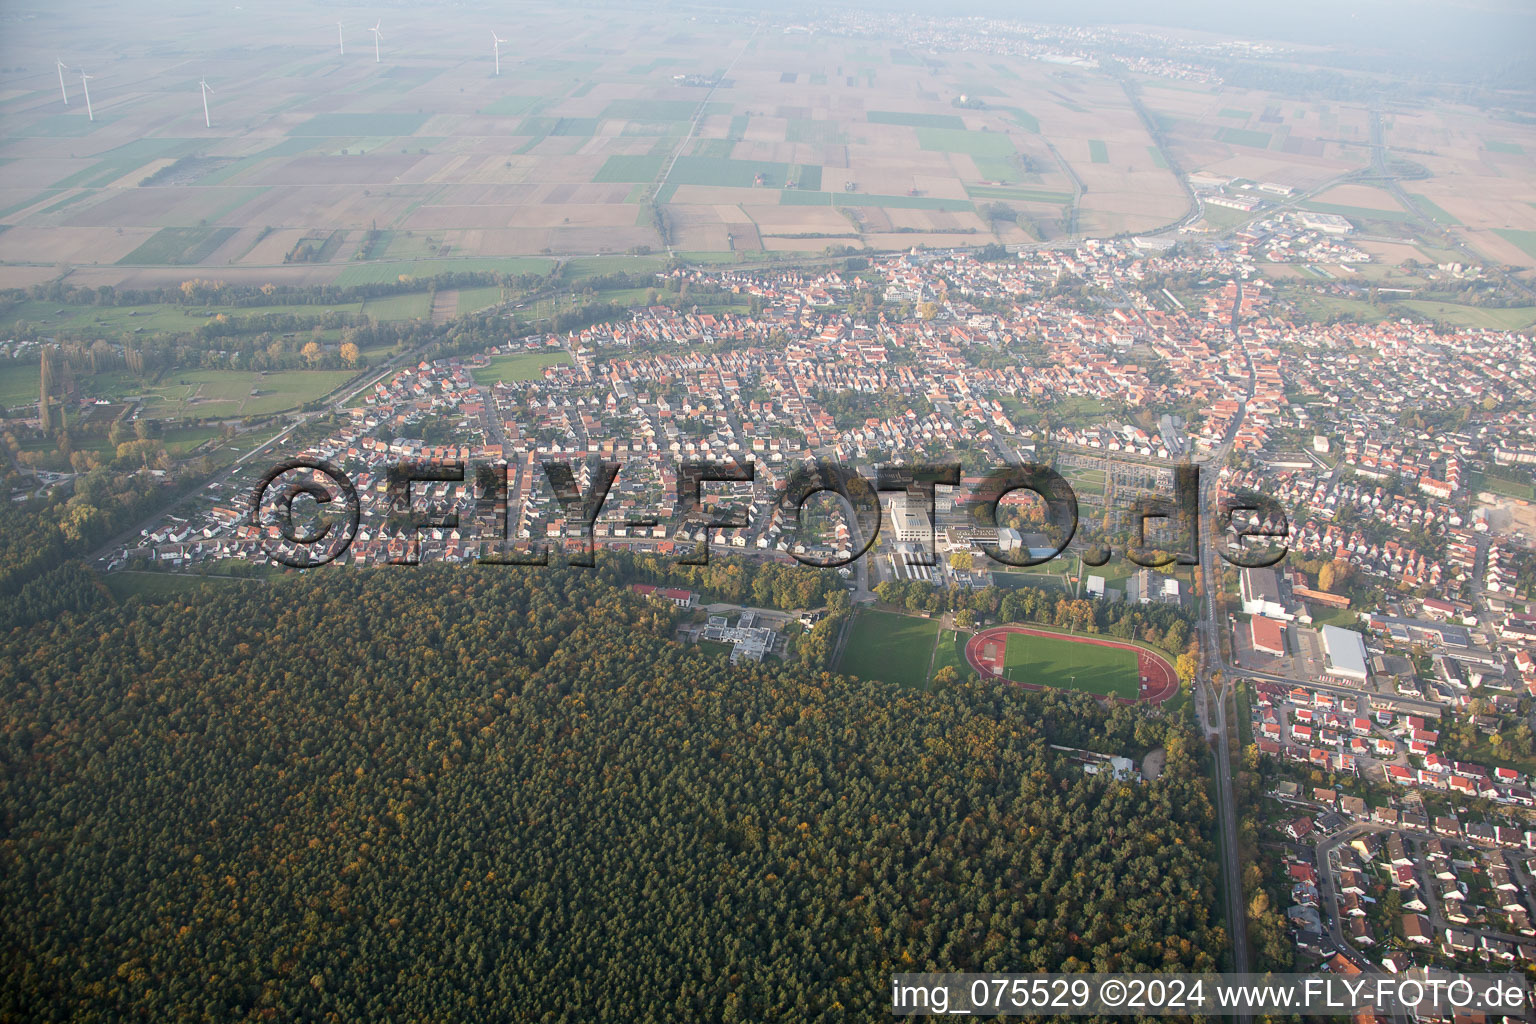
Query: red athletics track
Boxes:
[{"xmin": 964, "ymin": 625, "xmax": 1179, "ymax": 705}]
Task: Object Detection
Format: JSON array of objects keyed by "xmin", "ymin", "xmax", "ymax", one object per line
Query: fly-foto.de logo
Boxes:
[{"xmin": 248, "ymin": 456, "xmax": 1289, "ymax": 570}]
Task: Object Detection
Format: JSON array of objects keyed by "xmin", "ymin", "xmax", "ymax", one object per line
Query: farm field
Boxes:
[
  {"xmin": 1396, "ymin": 301, "xmax": 1536, "ymax": 331},
  {"xmin": 1376, "ymin": 105, "xmax": 1536, "ymax": 266},
  {"xmin": 0, "ymin": 294, "xmax": 460, "ymax": 336},
  {"xmin": 452, "ymin": 286, "xmax": 507, "ymax": 315},
  {"xmin": 360, "ymin": 292, "xmax": 433, "ymax": 321},
  {"xmin": 0, "ymin": 4, "xmax": 1527, "ymax": 282},
  {"xmin": 144, "ymin": 368, "xmax": 355, "ymax": 418},
  {"xmin": 0, "ymin": 0, "xmax": 1204, "ymax": 283},
  {"xmin": 1, "ymin": 361, "xmax": 353, "ymax": 419},
  {"xmin": 835, "ymin": 608, "xmax": 940, "ymax": 690}
]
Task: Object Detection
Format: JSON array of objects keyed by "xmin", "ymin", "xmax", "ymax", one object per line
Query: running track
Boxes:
[{"xmin": 964, "ymin": 625, "xmax": 1179, "ymax": 705}]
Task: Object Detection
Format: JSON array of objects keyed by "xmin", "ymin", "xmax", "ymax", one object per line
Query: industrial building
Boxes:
[
  {"xmin": 1322, "ymin": 624, "xmax": 1371, "ymax": 683},
  {"xmin": 888, "ymin": 492, "xmax": 932, "ymax": 544},
  {"xmin": 1298, "ymin": 211, "xmax": 1354, "ymax": 235},
  {"xmin": 1240, "ymin": 567, "xmax": 1292, "ymax": 620},
  {"xmin": 1251, "ymin": 614, "xmax": 1287, "ymax": 656}
]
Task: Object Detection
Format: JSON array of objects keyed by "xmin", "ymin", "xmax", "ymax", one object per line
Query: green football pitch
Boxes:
[
  {"xmin": 836, "ymin": 609, "xmax": 939, "ymax": 689},
  {"xmin": 1002, "ymin": 631, "xmax": 1139, "ymax": 699}
]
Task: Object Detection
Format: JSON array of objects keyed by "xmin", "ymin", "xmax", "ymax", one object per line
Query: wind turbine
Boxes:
[
  {"xmin": 336, "ymin": 20, "xmax": 344, "ymax": 56},
  {"xmin": 492, "ymin": 30, "xmax": 507, "ymax": 76},
  {"xmin": 56, "ymin": 59, "xmax": 69, "ymax": 105},
  {"xmin": 200, "ymin": 77, "xmax": 213, "ymax": 128},
  {"xmin": 371, "ymin": 20, "xmax": 382, "ymax": 63},
  {"xmin": 79, "ymin": 69, "xmax": 94, "ymax": 121}
]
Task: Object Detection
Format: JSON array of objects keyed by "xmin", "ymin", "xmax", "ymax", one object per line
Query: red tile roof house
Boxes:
[{"xmin": 1284, "ymin": 817, "xmax": 1315, "ymax": 841}]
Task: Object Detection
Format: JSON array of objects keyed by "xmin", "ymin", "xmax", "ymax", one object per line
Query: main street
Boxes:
[{"xmin": 1196, "ymin": 277, "xmax": 1254, "ymax": 976}]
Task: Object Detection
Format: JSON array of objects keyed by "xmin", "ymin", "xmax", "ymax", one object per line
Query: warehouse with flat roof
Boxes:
[{"xmin": 1321, "ymin": 624, "xmax": 1370, "ymax": 683}]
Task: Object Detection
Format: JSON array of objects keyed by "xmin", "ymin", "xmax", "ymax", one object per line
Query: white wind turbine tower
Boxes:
[
  {"xmin": 79, "ymin": 69, "xmax": 94, "ymax": 121},
  {"xmin": 200, "ymin": 77, "xmax": 213, "ymax": 128},
  {"xmin": 337, "ymin": 20, "xmax": 344, "ymax": 56},
  {"xmin": 371, "ymin": 21, "xmax": 382, "ymax": 63},
  {"xmin": 492, "ymin": 31, "xmax": 507, "ymax": 76},
  {"xmin": 56, "ymin": 59, "xmax": 70, "ymax": 105}
]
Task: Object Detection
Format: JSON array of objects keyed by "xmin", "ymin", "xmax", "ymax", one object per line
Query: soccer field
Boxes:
[
  {"xmin": 471, "ymin": 352, "xmax": 572, "ymax": 384},
  {"xmin": 1002, "ymin": 631, "xmax": 1139, "ymax": 699},
  {"xmin": 836, "ymin": 609, "xmax": 939, "ymax": 689}
]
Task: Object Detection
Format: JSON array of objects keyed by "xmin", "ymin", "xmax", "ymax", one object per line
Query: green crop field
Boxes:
[
  {"xmin": 667, "ymin": 156, "xmax": 800, "ymax": 188},
  {"xmin": 1219, "ymin": 108, "xmax": 1251, "ymax": 119},
  {"xmin": 1409, "ymin": 195, "xmax": 1461, "ymax": 225},
  {"xmin": 1397, "ymin": 301, "xmax": 1536, "ymax": 331},
  {"xmin": 1000, "ymin": 629, "xmax": 1139, "ymax": 699},
  {"xmin": 1216, "ymin": 127, "xmax": 1273, "ymax": 149},
  {"xmin": 0, "ymin": 360, "xmax": 38, "ymax": 408},
  {"xmin": 780, "ymin": 190, "xmax": 971, "ymax": 211},
  {"xmin": 1494, "ymin": 229, "xmax": 1536, "ymax": 261},
  {"xmin": 332, "ymin": 257, "xmax": 554, "ymax": 286},
  {"xmin": 914, "ymin": 128, "xmax": 1017, "ymax": 157},
  {"xmin": 966, "ymin": 184, "xmax": 1074, "ymax": 204},
  {"xmin": 1300, "ymin": 200, "xmax": 1414, "ymax": 223},
  {"xmin": 36, "ymin": 367, "xmax": 351, "ymax": 419},
  {"xmin": 594, "ymin": 154, "xmax": 670, "ymax": 183},
  {"xmin": 157, "ymin": 369, "xmax": 354, "ymax": 417},
  {"xmin": 866, "ymin": 111, "xmax": 966, "ymax": 130},
  {"xmin": 160, "ymin": 425, "xmax": 223, "ymax": 455},
  {"xmin": 600, "ymin": 99, "xmax": 729, "ymax": 120},
  {"xmin": 117, "ymin": 226, "xmax": 238, "ymax": 266},
  {"xmin": 786, "ymin": 119, "xmax": 846, "ymax": 144},
  {"xmin": 360, "ymin": 292, "xmax": 433, "ymax": 321},
  {"xmin": 998, "ymin": 107, "xmax": 1040, "ymax": 133},
  {"xmin": 838, "ymin": 193, "xmax": 972, "ymax": 211},
  {"xmin": 690, "ymin": 139, "xmax": 737, "ymax": 158},
  {"xmin": 452, "ymin": 286, "xmax": 507, "ymax": 314},
  {"xmin": 836, "ymin": 608, "xmax": 939, "ymax": 689},
  {"xmin": 970, "ymin": 156, "xmax": 1025, "ymax": 181},
  {"xmin": 53, "ymin": 138, "xmax": 204, "ymax": 189},
  {"xmin": 1147, "ymin": 146, "xmax": 1170, "ymax": 169},
  {"xmin": 480, "ymin": 95, "xmax": 546, "ymax": 116},
  {"xmin": 1088, "ymin": 140, "xmax": 1109, "ymax": 163},
  {"xmin": 563, "ymin": 254, "xmax": 668, "ymax": 280},
  {"xmin": 1, "ymin": 299, "xmax": 368, "ymax": 335},
  {"xmin": 1485, "ymin": 141, "xmax": 1525, "ymax": 155},
  {"xmin": 514, "ymin": 116, "xmax": 601, "ymax": 137},
  {"xmin": 471, "ymin": 351, "xmax": 571, "ymax": 384},
  {"xmin": 16, "ymin": 113, "xmax": 101, "ymax": 138},
  {"xmin": 288, "ymin": 113, "xmax": 429, "ymax": 136}
]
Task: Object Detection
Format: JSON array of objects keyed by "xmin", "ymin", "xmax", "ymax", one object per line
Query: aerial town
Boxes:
[{"xmin": 103, "ymin": 234, "xmax": 1536, "ymax": 979}]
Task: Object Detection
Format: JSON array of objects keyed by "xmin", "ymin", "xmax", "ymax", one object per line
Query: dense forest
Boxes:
[{"xmin": 0, "ymin": 567, "xmax": 1223, "ymax": 1022}]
